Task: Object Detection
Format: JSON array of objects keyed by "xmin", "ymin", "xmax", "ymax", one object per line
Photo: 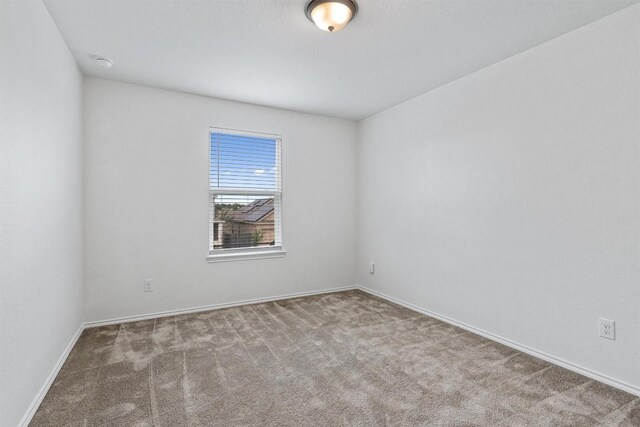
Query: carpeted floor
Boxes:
[{"xmin": 30, "ymin": 290, "xmax": 639, "ymax": 426}]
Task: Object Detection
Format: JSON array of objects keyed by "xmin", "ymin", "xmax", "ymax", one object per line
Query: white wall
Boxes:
[
  {"xmin": 83, "ymin": 78, "xmax": 357, "ymax": 322},
  {"xmin": 0, "ymin": 1, "xmax": 84, "ymax": 425},
  {"xmin": 357, "ymin": 4, "xmax": 640, "ymax": 390}
]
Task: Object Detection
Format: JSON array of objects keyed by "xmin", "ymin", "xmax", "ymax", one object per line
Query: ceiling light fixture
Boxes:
[{"xmin": 305, "ymin": 0, "xmax": 358, "ymax": 33}]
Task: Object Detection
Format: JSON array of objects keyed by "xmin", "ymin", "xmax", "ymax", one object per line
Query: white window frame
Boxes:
[{"xmin": 207, "ymin": 127, "xmax": 285, "ymax": 262}]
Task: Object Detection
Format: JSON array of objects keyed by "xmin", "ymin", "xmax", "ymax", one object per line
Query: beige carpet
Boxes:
[{"xmin": 30, "ymin": 290, "xmax": 639, "ymax": 426}]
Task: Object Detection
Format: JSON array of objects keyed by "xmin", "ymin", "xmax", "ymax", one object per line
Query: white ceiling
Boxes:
[{"xmin": 44, "ymin": 0, "xmax": 637, "ymax": 121}]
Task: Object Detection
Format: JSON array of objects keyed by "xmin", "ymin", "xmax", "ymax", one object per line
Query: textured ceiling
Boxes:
[{"xmin": 44, "ymin": 0, "xmax": 637, "ymax": 120}]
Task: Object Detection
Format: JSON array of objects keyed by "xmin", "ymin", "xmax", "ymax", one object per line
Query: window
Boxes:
[
  {"xmin": 208, "ymin": 128, "xmax": 283, "ymax": 261},
  {"xmin": 213, "ymin": 223, "xmax": 219, "ymax": 241}
]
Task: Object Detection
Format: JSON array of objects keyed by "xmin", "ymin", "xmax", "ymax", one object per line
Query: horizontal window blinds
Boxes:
[
  {"xmin": 209, "ymin": 130, "xmax": 282, "ymax": 253},
  {"xmin": 210, "ymin": 132, "xmax": 280, "ymax": 191}
]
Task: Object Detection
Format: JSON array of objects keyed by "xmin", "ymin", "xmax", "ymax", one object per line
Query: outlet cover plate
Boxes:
[{"xmin": 599, "ymin": 318, "xmax": 615, "ymax": 340}]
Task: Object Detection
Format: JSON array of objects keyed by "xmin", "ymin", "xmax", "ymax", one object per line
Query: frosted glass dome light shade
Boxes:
[{"xmin": 305, "ymin": 0, "xmax": 358, "ymax": 32}]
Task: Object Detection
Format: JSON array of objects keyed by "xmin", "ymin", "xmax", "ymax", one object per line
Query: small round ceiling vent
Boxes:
[{"xmin": 95, "ymin": 57, "xmax": 113, "ymax": 69}]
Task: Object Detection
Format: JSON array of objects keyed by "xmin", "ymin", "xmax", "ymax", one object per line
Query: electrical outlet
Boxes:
[
  {"xmin": 369, "ymin": 262, "xmax": 375, "ymax": 274},
  {"xmin": 599, "ymin": 318, "xmax": 615, "ymax": 340},
  {"xmin": 144, "ymin": 279, "xmax": 153, "ymax": 293}
]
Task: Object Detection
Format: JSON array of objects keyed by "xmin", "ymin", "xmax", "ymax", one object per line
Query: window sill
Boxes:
[{"xmin": 207, "ymin": 248, "xmax": 286, "ymax": 263}]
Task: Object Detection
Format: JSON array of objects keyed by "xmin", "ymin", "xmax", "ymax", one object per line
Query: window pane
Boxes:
[
  {"xmin": 210, "ymin": 133, "xmax": 278, "ymax": 190},
  {"xmin": 212, "ymin": 194, "xmax": 276, "ymax": 249}
]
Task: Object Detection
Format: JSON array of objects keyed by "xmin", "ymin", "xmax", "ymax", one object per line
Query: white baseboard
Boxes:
[
  {"xmin": 84, "ymin": 286, "xmax": 357, "ymax": 328},
  {"xmin": 18, "ymin": 325, "xmax": 84, "ymax": 427},
  {"xmin": 357, "ymin": 285, "xmax": 640, "ymax": 398}
]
